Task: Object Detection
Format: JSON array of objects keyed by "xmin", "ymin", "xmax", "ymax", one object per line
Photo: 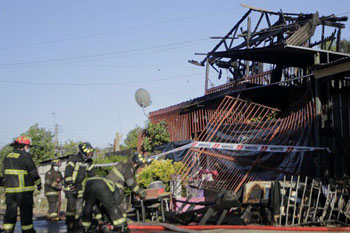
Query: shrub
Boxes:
[
  {"xmin": 142, "ymin": 121, "xmax": 170, "ymax": 152},
  {"xmin": 136, "ymin": 159, "xmax": 184, "ymax": 191}
]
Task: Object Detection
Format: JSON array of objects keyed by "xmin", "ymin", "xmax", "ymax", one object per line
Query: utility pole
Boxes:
[
  {"xmin": 52, "ymin": 113, "xmax": 59, "ymax": 157},
  {"xmin": 113, "ymin": 132, "xmax": 122, "ymax": 152}
]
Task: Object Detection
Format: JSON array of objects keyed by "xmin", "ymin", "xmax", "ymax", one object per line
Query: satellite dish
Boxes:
[{"xmin": 135, "ymin": 88, "xmax": 152, "ymax": 108}]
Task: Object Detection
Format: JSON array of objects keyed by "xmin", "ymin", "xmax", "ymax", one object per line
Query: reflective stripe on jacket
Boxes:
[
  {"xmin": 64, "ymin": 153, "xmax": 94, "ymax": 192},
  {"xmin": 3, "ymin": 149, "xmax": 41, "ymax": 193},
  {"xmin": 106, "ymin": 161, "xmax": 142, "ymax": 195}
]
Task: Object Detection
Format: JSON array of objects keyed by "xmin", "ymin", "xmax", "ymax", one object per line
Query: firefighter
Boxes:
[
  {"xmin": 81, "ymin": 177, "xmax": 128, "ymax": 233},
  {"xmin": 2, "ymin": 136, "xmax": 41, "ymax": 233},
  {"xmin": 64, "ymin": 142, "xmax": 95, "ymax": 232},
  {"xmin": 105, "ymin": 152, "xmax": 147, "ymax": 224},
  {"xmin": 82, "ymin": 153, "xmax": 147, "ymax": 233},
  {"xmin": 44, "ymin": 159, "xmax": 63, "ymax": 221}
]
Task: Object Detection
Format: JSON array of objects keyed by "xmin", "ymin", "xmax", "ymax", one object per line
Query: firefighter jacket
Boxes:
[
  {"xmin": 44, "ymin": 167, "xmax": 63, "ymax": 196},
  {"xmin": 64, "ymin": 153, "xmax": 94, "ymax": 196},
  {"xmin": 106, "ymin": 161, "xmax": 143, "ymax": 195},
  {"xmin": 2, "ymin": 149, "xmax": 41, "ymax": 193}
]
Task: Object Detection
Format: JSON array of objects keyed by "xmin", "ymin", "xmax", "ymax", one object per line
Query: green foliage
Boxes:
[
  {"xmin": 94, "ymin": 155, "xmax": 128, "ymax": 177},
  {"xmin": 119, "ymin": 144, "xmax": 129, "ymax": 151},
  {"xmin": 25, "ymin": 124, "xmax": 56, "ymax": 164},
  {"xmin": 142, "ymin": 121, "xmax": 170, "ymax": 152},
  {"xmin": 0, "ymin": 124, "xmax": 55, "ymax": 167},
  {"xmin": 320, "ymin": 39, "xmax": 350, "ymax": 53},
  {"xmin": 123, "ymin": 126, "xmax": 142, "ymax": 151},
  {"xmin": 136, "ymin": 159, "xmax": 184, "ymax": 191},
  {"xmin": 323, "ymin": 41, "xmax": 337, "ymax": 52},
  {"xmin": 61, "ymin": 140, "xmax": 81, "ymax": 155},
  {"xmin": 340, "ymin": 39, "xmax": 350, "ymax": 54}
]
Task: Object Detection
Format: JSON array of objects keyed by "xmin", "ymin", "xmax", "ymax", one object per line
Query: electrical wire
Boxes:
[
  {"xmin": 0, "ymin": 6, "xmax": 236, "ymax": 50},
  {"xmin": 0, "ymin": 73, "xmax": 203, "ymax": 86},
  {"xmin": 0, "ymin": 17, "xmax": 193, "ymax": 51},
  {"xmin": 0, "ymin": 39, "xmax": 213, "ymax": 68},
  {"xmin": 0, "ymin": 38, "xmax": 210, "ymax": 67}
]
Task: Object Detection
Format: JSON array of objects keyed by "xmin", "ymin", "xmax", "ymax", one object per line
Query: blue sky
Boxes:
[{"xmin": 0, "ymin": 0, "xmax": 349, "ymax": 148}]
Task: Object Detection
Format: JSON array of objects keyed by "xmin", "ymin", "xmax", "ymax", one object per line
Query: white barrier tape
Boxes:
[
  {"xmin": 94, "ymin": 141, "xmax": 331, "ymax": 167},
  {"xmin": 94, "ymin": 162, "xmax": 120, "ymax": 167},
  {"xmin": 94, "ymin": 144, "xmax": 194, "ymax": 167},
  {"xmin": 192, "ymin": 141, "xmax": 331, "ymax": 153},
  {"xmin": 94, "ymin": 143, "xmax": 193, "ymax": 166},
  {"xmin": 149, "ymin": 142, "xmax": 194, "ymax": 160}
]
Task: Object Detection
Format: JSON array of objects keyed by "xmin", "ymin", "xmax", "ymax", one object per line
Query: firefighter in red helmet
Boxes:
[{"xmin": 2, "ymin": 136, "xmax": 41, "ymax": 233}]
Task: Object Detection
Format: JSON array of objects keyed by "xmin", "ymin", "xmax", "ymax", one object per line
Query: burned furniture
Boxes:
[
  {"xmin": 165, "ymin": 192, "xmax": 242, "ymax": 225},
  {"xmin": 278, "ymin": 175, "xmax": 350, "ymax": 226}
]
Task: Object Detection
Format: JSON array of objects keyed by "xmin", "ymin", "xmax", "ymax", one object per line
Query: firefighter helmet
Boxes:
[
  {"xmin": 12, "ymin": 136, "xmax": 31, "ymax": 147},
  {"xmin": 132, "ymin": 152, "xmax": 146, "ymax": 168},
  {"xmin": 78, "ymin": 142, "xmax": 94, "ymax": 159}
]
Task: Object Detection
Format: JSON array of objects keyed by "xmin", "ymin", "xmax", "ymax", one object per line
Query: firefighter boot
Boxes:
[
  {"xmin": 83, "ymin": 227, "xmax": 93, "ymax": 233},
  {"xmin": 115, "ymin": 224, "xmax": 130, "ymax": 233},
  {"xmin": 4, "ymin": 229, "xmax": 14, "ymax": 233},
  {"xmin": 121, "ymin": 225, "xmax": 130, "ymax": 233},
  {"xmin": 73, "ymin": 219, "xmax": 82, "ymax": 231},
  {"xmin": 22, "ymin": 230, "xmax": 36, "ymax": 233},
  {"xmin": 66, "ymin": 216, "xmax": 75, "ymax": 232}
]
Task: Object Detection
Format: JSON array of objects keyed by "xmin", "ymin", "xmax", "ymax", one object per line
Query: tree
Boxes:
[
  {"xmin": 61, "ymin": 139, "xmax": 81, "ymax": 156},
  {"xmin": 322, "ymin": 39, "xmax": 350, "ymax": 53},
  {"xmin": 25, "ymin": 124, "xmax": 56, "ymax": 164},
  {"xmin": 340, "ymin": 39, "xmax": 350, "ymax": 54},
  {"xmin": 123, "ymin": 126, "xmax": 142, "ymax": 151},
  {"xmin": 0, "ymin": 124, "xmax": 56, "ymax": 167},
  {"xmin": 142, "ymin": 121, "xmax": 170, "ymax": 153}
]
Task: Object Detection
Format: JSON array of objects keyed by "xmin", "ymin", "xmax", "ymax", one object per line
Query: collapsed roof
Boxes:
[{"xmin": 189, "ymin": 4, "xmax": 349, "ymax": 81}]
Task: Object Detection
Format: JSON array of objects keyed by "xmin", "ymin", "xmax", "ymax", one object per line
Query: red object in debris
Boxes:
[
  {"xmin": 145, "ymin": 188, "xmax": 164, "ymax": 198},
  {"xmin": 99, "ymin": 223, "xmax": 113, "ymax": 232}
]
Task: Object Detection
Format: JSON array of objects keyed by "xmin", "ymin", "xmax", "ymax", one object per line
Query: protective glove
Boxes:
[
  {"xmin": 56, "ymin": 183, "xmax": 63, "ymax": 190},
  {"xmin": 86, "ymin": 158, "xmax": 93, "ymax": 165},
  {"xmin": 37, "ymin": 184, "xmax": 42, "ymax": 191},
  {"xmin": 76, "ymin": 183, "xmax": 83, "ymax": 190},
  {"xmin": 70, "ymin": 185, "xmax": 77, "ymax": 194},
  {"xmin": 138, "ymin": 189, "xmax": 147, "ymax": 199}
]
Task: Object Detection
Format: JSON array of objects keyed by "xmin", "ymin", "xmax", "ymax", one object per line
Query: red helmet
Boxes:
[{"xmin": 14, "ymin": 136, "xmax": 31, "ymax": 146}]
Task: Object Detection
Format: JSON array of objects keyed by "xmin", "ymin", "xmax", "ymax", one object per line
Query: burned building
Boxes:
[{"xmin": 150, "ymin": 5, "xmax": 350, "ymax": 194}]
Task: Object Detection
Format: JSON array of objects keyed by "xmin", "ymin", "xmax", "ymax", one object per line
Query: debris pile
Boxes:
[{"xmin": 165, "ymin": 176, "xmax": 350, "ymax": 227}]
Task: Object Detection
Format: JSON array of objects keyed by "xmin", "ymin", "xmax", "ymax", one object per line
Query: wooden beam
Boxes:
[{"xmin": 314, "ymin": 60, "xmax": 350, "ymax": 79}]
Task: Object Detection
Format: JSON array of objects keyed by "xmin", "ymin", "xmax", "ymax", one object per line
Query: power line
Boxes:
[
  {"xmin": 0, "ymin": 72, "xmax": 203, "ymax": 86},
  {"xmin": 0, "ymin": 38, "xmax": 210, "ymax": 67},
  {"xmin": 0, "ymin": 17, "xmax": 197, "ymax": 50},
  {"xmin": 0, "ymin": 6, "xmax": 236, "ymax": 50},
  {"xmin": 0, "ymin": 39, "xmax": 213, "ymax": 68}
]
